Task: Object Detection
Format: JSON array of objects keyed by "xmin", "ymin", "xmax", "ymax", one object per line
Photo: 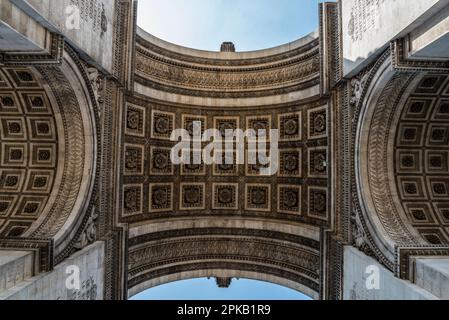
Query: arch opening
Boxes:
[
  {"xmin": 356, "ymin": 52, "xmax": 449, "ymax": 266},
  {"xmin": 126, "ymin": 219, "xmax": 322, "ymax": 300},
  {"xmin": 130, "ymin": 277, "xmax": 313, "ymax": 300}
]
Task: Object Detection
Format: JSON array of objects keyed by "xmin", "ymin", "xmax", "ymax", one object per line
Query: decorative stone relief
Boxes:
[
  {"xmin": 278, "ymin": 185, "xmax": 301, "ymax": 215},
  {"xmin": 245, "ymin": 184, "xmax": 271, "ymax": 213},
  {"xmin": 0, "ymin": 67, "xmax": 59, "ymax": 237},
  {"xmin": 213, "ymin": 183, "xmax": 239, "ymax": 210},
  {"xmin": 74, "ymin": 210, "xmax": 98, "ymax": 250},
  {"xmin": 393, "ymin": 75, "xmax": 449, "ymax": 244},
  {"xmin": 180, "ymin": 183, "xmax": 206, "ymax": 211}
]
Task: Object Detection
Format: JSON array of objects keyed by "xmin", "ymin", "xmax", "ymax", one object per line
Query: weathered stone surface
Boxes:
[
  {"xmin": 0, "ymin": 251, "xmax": 33, "ymax": 293},
  {"xmin": 341, "ymin": 0, "xmax": 448, "ymax": 75},
  {"xmin": 0, "ymin": 242, "xmax": 105, "ymax": 300},
  {"xmin": 414, "ymin": 258, "xmax": 449, "ymax": 299},
  {"xmin": 343, "ymin": 246, "xmax": 437, "ymax": 300}
]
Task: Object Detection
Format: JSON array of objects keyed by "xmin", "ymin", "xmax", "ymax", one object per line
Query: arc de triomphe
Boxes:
[{"xmin": 0, "ymin": 0, "xmax": 449, "ymax": 300}]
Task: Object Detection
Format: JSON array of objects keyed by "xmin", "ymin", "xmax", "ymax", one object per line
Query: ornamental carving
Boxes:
[
  {"xmin": 149, "ymin": 183, "xmax": 173, "ymax": 213},
  {"xmin": 150, "ymin": 147, "xmax": 173, "ymax": 175},
  {"xmin": 5, "ymin": 0, "xmax": 449, "ymax": 301},
  {"xmin": 393, "ymin": 74, "xmax": 449, "ymax": 244},
  {"xmin": 309, "ymin": 148, "xmax": 328, "ymax": 178},
  {"xmin": 308, "ymin": 106, "xmax": 327, "ymax": 139},
  {"xmin": 128, "ymin": 236, "xmax": 320, "ymax": 281},
  {"xmin": 74, "ymin": 209, "xmax": 98, "ymax": 250},
  {"xmin": 308, "ymin": 187, "xmax": 328, "ymax": 220},
  {"xmin": 278, "ymin": 185, "xmax": 301, "ymax": 215},
  {"xmin": 124, "ymin": 144, "xmax": 144, "ymax": 176},
  {"xmin": 361, "ymin": 72, "xmax": 419, "ymax": 247},
  {"xmin": 114, "ymin": 17, "xmax": 332, "ymax": 299},
  {"xmin": 135, "ymin": 46, "xmax": 320, "ymax": 95},
  {"xmin": 0, "ymin": 68, "xmax": 58, "ymax": 237},
  {"xmin": 245, "ymin": 184, "xmax": 271, "ymax": 212},
  {"xmin": 279, "ymin": 149, "xmax": 302, "ymax": 177},
  {"xmin": 180, "ymin": 183, "xmax": 206, "ymax": 210},
  {"xmin": 354, "ymin": 52, "xmax": 449, "ymax": 278},
  {"xmin": 213, "ymin": 183, "xmax": 238, "ymax": 210},
  {"xmin": 121, "ymin": 97, "xmax": 329, "ymax": 225},
  {"xmin": 350, "ymin": 72, "xmax": 369, "ymax": 107},
  {"xmin": 151, "ymin": 110, "xmax": 175, "ymax": 140},
  {"xmin": 123, "ymin": 185, "xmax": 143, "ymax": 216},
  {"xmin": 279, "ymin": 112, "xmax": 302, "ymax": 141},
  {"xmin": 125, "ymin": 104, "xmax": 146, "ymax": 137}
]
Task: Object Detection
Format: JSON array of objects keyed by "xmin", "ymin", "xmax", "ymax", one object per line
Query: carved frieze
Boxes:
[{"xmin": 135, "ymin": 47, "xmax": 320, "ymax": 98}]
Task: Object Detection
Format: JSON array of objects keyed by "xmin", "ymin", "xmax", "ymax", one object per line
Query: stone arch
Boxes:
[
  {"xmin": 0, "ymin": 48, "xmax": 99, "ymax": 259},
  {"xmin": 121, "ymin": 28, "xmax": 331, "ymax": 299},
  {"xmin": 127, "ymin": 218, "xmax": 322, "ymax": 300},
  {"xmin": 355, "ymin": 51, "xmax": 449, "ymax": 266},
  {"xmin": 391, "ymin": 73, "xmax": 449, "ymax": 245},
  {"xmin": 128, "ymin": 268, "xmax": 317, "ymax": 300}
]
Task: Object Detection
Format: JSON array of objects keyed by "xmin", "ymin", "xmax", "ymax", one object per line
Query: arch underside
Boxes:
[
  {"xmin": 129, "ymin": 267, "xmax": 318, "ymax": 300},
  {"xmin": 3, "ymin": 0, "xmax": 449, "ymax": 300},
  {"xmin": 122, "ymin": 27, "xmax": 331, "ymax": 299},
  {"xmin": 0, "ymin": 49, "xmax": 98, "ymax": 264},
  {"xmin": 355, "ymin": 50, "xmax": 449, "ymax": 269},
  {"xmin": 127, "ymin": 224, "xmax": 321, "ymax": 300}
]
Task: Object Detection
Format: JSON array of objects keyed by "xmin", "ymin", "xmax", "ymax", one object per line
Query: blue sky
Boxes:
[
  {"xmin": 137, "ymin": 0, "xmax": 328, "ymax": 51},
  {"xmin": 135, "ymin": 0, "xmax": 320, "ymax": 300},
  {"xmin": 131, "ymin": 278, "xmax": 311, "ymax": 300}
]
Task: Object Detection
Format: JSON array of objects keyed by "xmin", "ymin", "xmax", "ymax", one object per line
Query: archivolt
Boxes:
[
  {"xmin": 127, "ymin": 226, "xmax": 321, "ymax": 299},
  {"xmin": 356, "ymin": 53, "xmax": 449, "ymax": 265},
  {"xmin": 24, "ymin": 51, "xmax": 97, "ymax": 256}
]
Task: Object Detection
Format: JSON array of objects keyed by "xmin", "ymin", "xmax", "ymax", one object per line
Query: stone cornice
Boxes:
[
  {"xmin": 136, "ymin": 32, "xmax": 320, "ymax": 67},
  {"xmin": 134, "ymin": 32, "xmax": 321, "ymax": 98}
]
